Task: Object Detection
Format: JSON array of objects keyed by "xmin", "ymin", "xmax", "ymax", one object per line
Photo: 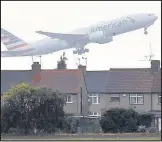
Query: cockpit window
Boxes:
[{"xmin": 148, "ymin": 14, "xmax": 154, "ymax": 16}]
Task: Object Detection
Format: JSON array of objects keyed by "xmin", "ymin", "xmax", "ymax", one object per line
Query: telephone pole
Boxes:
[
  {"xmin": 80, "ymin": 87, "xmax": 83, "ymax": 116},
  {"xmin": 80, "ymin": 87, "xmax": 84, "ymax": 133}
]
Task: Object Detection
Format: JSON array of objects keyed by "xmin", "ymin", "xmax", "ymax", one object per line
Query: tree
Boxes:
[
  {"xmin": 100, "ymin": 108, "xmax": 140, "ymax": 133},
  {"xmin": 1, "ymin": 83, "xmax": 66, "ymax": 134},
  {"xmin": 139, "ymin": 113, "xmax": 154, "ymax": 128},
  {"xmin": 57, "ymin": 52, "xmax": 68, "ymax": 69}
]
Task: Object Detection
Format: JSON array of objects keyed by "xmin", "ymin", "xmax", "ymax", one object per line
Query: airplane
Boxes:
[{"xmin": 1, "ymin": 13, "xmax": 158, "ymax": 57}]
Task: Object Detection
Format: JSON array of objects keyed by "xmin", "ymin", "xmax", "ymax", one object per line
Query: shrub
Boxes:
[
  {"xmin": 100, "ymin": 108, "xmax": 140, "ymax": 133},
  {"xmin": 1, "ymin": 83, "xmax": 66, "ymax": 134}
]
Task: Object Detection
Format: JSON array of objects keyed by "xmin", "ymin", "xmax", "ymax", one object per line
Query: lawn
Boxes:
[
  {"xmin": 1, "ymin": 134, "xmax": 161, "ymax": 141},
  {"xmin": 3, "ymin": 138, "xmax": 160, "ymax": 141}
]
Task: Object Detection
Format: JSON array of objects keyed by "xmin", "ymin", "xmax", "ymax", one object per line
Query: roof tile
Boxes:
[
  {"xmin": 33, "ymin": 70, "xmax": 83, "ymax": 94},
  {"xmin": 1, "ymin": 70, "xmax": 32, "ymax": 94}
]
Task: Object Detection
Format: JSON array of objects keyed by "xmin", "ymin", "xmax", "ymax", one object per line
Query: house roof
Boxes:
[
  {"xmin": 1, "ymin": 67, "xmax": 161, "ymax": 94},
  {"xmin": 151, "ymin": 69, "xmax": 161, "ymax": 93},
  {"xmin": 85, "ymin": 71, "xmax": 110, "ymax": 93},
  {"xmin": 105, "ymin": 70, "xmax": 154, "ymax": 93},
  {"xmin": 110, "ymin": 68, "xmax": 151, "ymax": 71},
  {"xmin": 1, "ymin": 70, "xmax": 33, "ymax": 94},
  {"xmin": 85, "ymin": 69, "xmax": 156, "ymax": 93},
  {"xmin": 33, "ymin": 69, "xmax": 84, "ymax": 94}
]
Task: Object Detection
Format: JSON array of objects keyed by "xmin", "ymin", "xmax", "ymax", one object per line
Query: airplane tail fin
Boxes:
[{"xmin": 1, "ymin": 28, "xmax": 28, "ymax": 51}]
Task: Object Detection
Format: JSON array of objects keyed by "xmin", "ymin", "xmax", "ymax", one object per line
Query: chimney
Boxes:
[
  {"xmin": 151, "ymin": 60, "xmax": 160, "ymax": 73},
  {"xmin": 78, "ymin": 64, "xmax": 86, "ymax": 75},
  {"xmin": 31, "ymin": 62, "xmax": 41, "ymax": 83}
]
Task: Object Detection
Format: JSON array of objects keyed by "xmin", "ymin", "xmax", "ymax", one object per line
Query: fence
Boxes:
[{"xmin": 64, "ymin": 116, "xmax": 101, "ymax": 133}]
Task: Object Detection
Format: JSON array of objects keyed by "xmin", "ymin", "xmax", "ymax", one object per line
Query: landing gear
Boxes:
[
  {"xmin": 78, "ymin": 49, "xmax": 84, "ymax": 55},
  {"xmin": 144, "ymin": 31, "xmax": 148, "ymax": 35},
  {"xmin": 144, "ymin": 27, "xmax": 148, "ymax": 35},
  {"xmin": 72, "ymin": 42, "xmax": 89, "ymax": 55},
  {"xmin": 73, "ymin": 48, "xmax": 89, "ymax": 55},
  {"xmin": 85, "ymin": 48, "xmax": 89, "ymax": 52},
  {"xmin": 73, "ymin": 50, "xmax": 78, "ymax": 54}
]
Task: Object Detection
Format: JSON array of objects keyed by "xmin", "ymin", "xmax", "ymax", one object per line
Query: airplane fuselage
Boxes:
[
  {"xmin": 1, "ymin": 13, "xmax": 158, "ymax": 57},
  {"xmin": 86, "ymin": 14, "xmax": 156, "ymax": 36},
  {"xmin": 26, "ymin": 14, "xmax": 157, "ymax": 56}
]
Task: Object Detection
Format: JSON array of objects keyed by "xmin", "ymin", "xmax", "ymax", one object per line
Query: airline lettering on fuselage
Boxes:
[{"xmin": 91, "ymin": 17, "xmax": 135, "ymax": 33}]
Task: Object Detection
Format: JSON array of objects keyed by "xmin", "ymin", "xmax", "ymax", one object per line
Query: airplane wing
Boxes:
[
  {"xmin": 1, "ymin": 51, "xmax": 23, "ymax": 57},
  {"xmin": 1, "ymin": 48, "xmax": 35, "ymax": 57},
  {"xmin": 35, "ymin": 31, "xmax": 88, "ymax": 41}
]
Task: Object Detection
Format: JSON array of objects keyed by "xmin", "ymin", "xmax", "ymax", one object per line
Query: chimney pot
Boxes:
[
  {"xmin": 151, "ymin": 60, "xmax": 160, "ymax": 73},
  {"xmin": 32, "ymin": 62, "xmax": 41, "ymax": 77}
]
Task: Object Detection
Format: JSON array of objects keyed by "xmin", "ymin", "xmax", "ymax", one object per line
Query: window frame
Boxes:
[
  {"xmin": 89, "ymin": 94, "xmax": 100, "ymax": 104},
  {"xmin": 110, "ymin": 94, "xmax": 120, "ymax": 102},
  {"xmin": 66, "ymin": 94, "xmax": 73, "ymax": 103},
  {"xmin": 129, "ymin": 94, "xmax": 144, "ymax": 105},
  {"xmin": 89, "ymin": 112, "xmax": 101, "ymax": 117},
  {"xmin": 158, "ymin": 94, "xmax": 161, "ymax": 104}
]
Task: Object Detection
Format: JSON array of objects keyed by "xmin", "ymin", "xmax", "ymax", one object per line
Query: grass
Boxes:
[
  {"xmin": 2, "ymin": 132, "xmax": 161, "ymax": 141},
  {"xmin": 55, "ymin": 137, "xmax": 161, "ymax": 140},
  {"xmin": 1, "ymin": 135, "xmax": 161, "ymax": 141}
]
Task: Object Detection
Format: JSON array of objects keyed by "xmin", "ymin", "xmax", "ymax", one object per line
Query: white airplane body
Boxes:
[{"xmin": 1, "ymin": 13, "xmax": 158, "ymax": 57}]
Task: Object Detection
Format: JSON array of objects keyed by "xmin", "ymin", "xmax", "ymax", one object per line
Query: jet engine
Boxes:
[
  {"xmin": 98, "ymin": 36, "xmax": 113, "ymax": 44},
  {"xmin": 88, "ymin": 31, "xmax": 113, "ymax": 44}
]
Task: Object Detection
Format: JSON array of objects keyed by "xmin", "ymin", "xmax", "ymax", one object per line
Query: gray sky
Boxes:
[{"xmin": 1, "ymin": 1, "xmax": 161, "ymax": 70}]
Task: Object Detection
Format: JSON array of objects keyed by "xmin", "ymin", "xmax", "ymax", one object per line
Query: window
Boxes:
[
  {"xmin": 89, "ymin": 94, "xmax": 100, "ymax": 104},
  {"xmin": 158, "ymin": 94, "xmax": 161, "ymax": 104},
  {"xmin": 110, "ymin": 94, "xmax": 120, "ymax": 102},
  {"xmin": 89, "ymin": 112, "xmax": 101, "ymax": 117},
  {"xmin": 66, "ymin": 94, "xmax": 73, "ymax": 103},
  {"xmin": 130, "ymin": 94, "xmax": 144, "ymax": 104}
]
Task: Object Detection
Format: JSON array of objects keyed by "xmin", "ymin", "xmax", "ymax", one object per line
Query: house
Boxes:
[
  {"xmin": 151, "ymin": 66, "xmax": 161, "ymax": 131},
  {"xmin": 32, "ymin": 64, "xmax": 89, "ymax": 117},
  {"xmin": 1, "ymin": 62, "xmax": 89, "ymax": 117},
  {"xmin": 85, "ymin": 60, "xmax": 161, "ymax": 130},
  {"xmin": 1, "ymin": 60, "xmax": 161, "ymax": 130}
]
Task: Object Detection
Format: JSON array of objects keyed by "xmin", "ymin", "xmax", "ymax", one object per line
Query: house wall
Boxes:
[
  {"xmin": 64, "ymin": 73, "xmax": 89, "ymax": 117},
  {"xmin": 89, "ymin": 93, "xmax": 161, "ymax": 115},
  {"xmin": 152, "ymin": 93, "xmax": 161, "ymax": 111},
  {"xmin": 64, "ymin": 94, "xmax": 79, "ymax": 115}
]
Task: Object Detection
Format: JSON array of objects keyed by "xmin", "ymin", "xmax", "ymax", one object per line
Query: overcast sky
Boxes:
[{"xmin": 1, "ymin": 1, "xmax": 161, "ymax": 70}]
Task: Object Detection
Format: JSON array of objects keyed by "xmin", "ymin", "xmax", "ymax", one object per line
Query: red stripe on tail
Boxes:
[{"xmin": 9, "ymin": 43, "xmax": 28, "ymax": 50}]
